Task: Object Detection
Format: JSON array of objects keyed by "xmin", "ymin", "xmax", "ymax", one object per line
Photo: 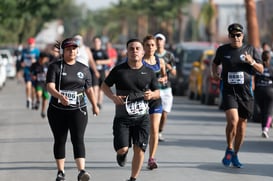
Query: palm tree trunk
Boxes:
[
  {"xmin": 245, "ymin": 0, "xmax": 260, "ymax": 48},
  {"xmin": 137, "ymin": 15, "xmax": 148, "ymax": 39},
  {"xmin": 178, "ymin": 8, "xmax": 184, "ymax": 42}
]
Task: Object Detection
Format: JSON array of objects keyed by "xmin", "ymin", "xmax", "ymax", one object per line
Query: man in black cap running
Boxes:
[{"xmin": 212, "ymin": 23, "xmax": 263, "ymax": 168}]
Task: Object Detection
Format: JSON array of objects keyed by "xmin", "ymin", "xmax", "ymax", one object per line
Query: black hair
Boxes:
[
  {"xmin": 262, "ymin": 50, "xmax": 271, "ymax": 62},
  {"xmin": 92, "ymin": 36, "xmax": 101, "ymax": 41},
  {"xmin": 143, "ymin": 35, "xmax": 156, "ymax": 44},
  {"xmin": 126, "ymin": 38, "xmax": 142, "ymax": 48},
  {"xmin": 39, "ymin": 52, "xmax": 48, "ymax": 58}
]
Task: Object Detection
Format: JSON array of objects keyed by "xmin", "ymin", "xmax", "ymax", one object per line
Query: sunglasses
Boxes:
[{"xmin": 230, "ymin": 33, "xmax": 242, "ymax": 38}]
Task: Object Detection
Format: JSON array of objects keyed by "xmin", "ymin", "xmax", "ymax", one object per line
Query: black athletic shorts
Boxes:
[
  {"xmin": 92, "ymin": 69, "xmax": 105, "ymax": 86},
  {"xmin": 113, "ymin": 115, "xmax": 150, "ymax": 152},
  {"xmin": 222, "ymin": 92, "xmax": 254, "ymax": 119}
]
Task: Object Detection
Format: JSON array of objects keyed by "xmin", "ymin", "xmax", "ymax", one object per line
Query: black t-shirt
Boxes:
[
  {"xmin": 104, "ymin": 62, "xmax": 159, "ymax": 118},
  {"xmin": 213, "ymin": 44, "xmax": 262, "ymax": 98},
  {"xmin": 255, "ymin": 67, "xmax": 273, "ymax": 88},
  {"xmin": 30, "ymin": 61, "xmax": 48, "ymax": 88},
  {"xmin": 91, "ymin": 48, "xmax": 109, "ymax": 71},
  {"xmin": 155, "ymin": 50, "xmax": 176, "ymax": 88},
  {"xmin": 46, "ymin": 60, "xmax": 92, "ymax": 109}
]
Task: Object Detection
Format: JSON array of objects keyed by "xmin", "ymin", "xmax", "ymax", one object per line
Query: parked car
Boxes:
[
  {"xmin": 0, "ymin": 55, "xmax": 7, "ymax": 89},
  {"xmin": 172, "ymin": 42, "xmax": 217, "ymax": 96},
  {"xmin": 188, "ymin": 49, "xmax": 215, "ymax": 100},
  {"xmin": 200, "ymin": 55, "xmax": 221, "ymax": 105},
  {"xmin": 0, "ymin": 49, "xmax": 16, "ymax": 78}
]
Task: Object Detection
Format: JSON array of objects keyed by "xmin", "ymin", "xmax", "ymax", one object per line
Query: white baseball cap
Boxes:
[{"xmin": 154, "ymin": 33, "xmax": 166, "ymax": 41}]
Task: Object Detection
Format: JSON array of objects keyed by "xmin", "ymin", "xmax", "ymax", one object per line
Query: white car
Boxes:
[
  {"xmin": 0, "ymin": 49, "xmax": 16, "ymax": 78},
  {"xmin": 0, "ymin": 55, "xmax": 7, "ymax": 89}
]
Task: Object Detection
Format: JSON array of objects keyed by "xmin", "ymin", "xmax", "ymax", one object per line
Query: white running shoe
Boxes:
[
  {"xmin": 262, "ymin": 131, "xmax": 269, "ymax": 138},
  {"xmin": 158, "ymin": 133, "xmax": 165, "ymax": 142}
]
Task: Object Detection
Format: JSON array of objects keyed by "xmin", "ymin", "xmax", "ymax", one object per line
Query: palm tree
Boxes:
[
  {"xmin": 245, "ymin": 0, "xmax": 260, "ymax": 48},
  {"xmin": 148, "ymin": 0, "xmax": 191, "ymax": 44},
  {"xmin": 198, "ymin": 0, "xmax": 217, "ymax": 42}
]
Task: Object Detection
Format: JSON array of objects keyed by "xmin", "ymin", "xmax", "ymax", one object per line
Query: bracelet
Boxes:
[{"xmin": 250, "ymin": 61, "xmax": 256, "ymax": 66}]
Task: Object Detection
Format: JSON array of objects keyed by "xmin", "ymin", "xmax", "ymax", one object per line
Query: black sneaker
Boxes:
[
  {"xmin": 41, "ymin": 112, "xmax": 46, "ymax": 118},
  {"xmin": 26, "ymin": 100, "xmax": 31, "ymax": 109},
  {"xmin": 116, "ymin": 151, "xmax": 128, "ymax": 167},
  {"xmin": 126, "ymin": 177, "xmax": 136, "ymax": 181},
  {"xmin": 77, "ymin": 170, "xmax": 91, "ymax": 181},
  {"xmin": 56, "ymin": 170, "xmax": 65, "ymax": 181},
  {"xmin": 34, "ymin": 101, "xmax": 40, "ymax": 110}
]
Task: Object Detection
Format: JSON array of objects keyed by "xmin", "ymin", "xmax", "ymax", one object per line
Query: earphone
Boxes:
[{"xmin": 60, "ymin": 41, "xmax": 63, "ymax": 55}]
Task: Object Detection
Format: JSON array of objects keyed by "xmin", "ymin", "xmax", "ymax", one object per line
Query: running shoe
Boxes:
[
  {"xmin": 222, "ymin": 148, "xmax": 233, "ymax": 167},
  {"xmin": 262, "ymin": 130, "xmax": 269, "ymax": 138},
  {"xmin": 147, "ymin": 158, "xmax": 158, "ymax": 170},
  {"xmin": 158, "ymin": 133, "xmax": 165, "ymax": 142},
  {"xmin": 77, "ymin": 170, "xmax": 91, "ymax": 181},
  {"xmin": 41, "ymin": 112, "xmax": 46, "ymax": 118},
  {"xmin": 32, "ymin": 102, "xmax": 36, "ymax": 110},
  {"xmin": 126, "ymin": 177, "xmax": 136, "ymax": 181},
  {"xmin": 56, "ymin": 170, "xmax": 65, "ymax": 181},
  {"xmin": 26, "ymin": 100, "xmax": 31, "ymax": 109},
  {"xmin": 34, "ymin": 101, "xmax": 40, "ymax": 110},
  {"xmin": 116, "ymin": 151, "xmax": 128, "ymax": 167},
  {"xmin": 231, "ymin": 154, "xmax": 243, "ymax": 168}
]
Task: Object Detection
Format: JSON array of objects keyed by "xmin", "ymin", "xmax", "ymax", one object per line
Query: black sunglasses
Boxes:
[{"xmin": 230, "ymin": 33, "xmax": 242, "ymax": 38}]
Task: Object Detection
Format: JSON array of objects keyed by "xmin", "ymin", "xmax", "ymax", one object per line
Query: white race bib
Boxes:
[
  {"xmin": 228, "ymin": 72, "xmax": 244, "ymax": 84},
  {"xmin": 96, "ymin": 65, "xmax": 103, "ymax": 70},
  {"xmin": 59, "ymin": 90, "xmax": 77, "ymax": 105},
  {"xmin": 37, "ymin": 73, "xmax": 46, "ymax": 81},
  {"xmin": 125, "ymin": 96, "xmax": 148, "ymax": 116}
]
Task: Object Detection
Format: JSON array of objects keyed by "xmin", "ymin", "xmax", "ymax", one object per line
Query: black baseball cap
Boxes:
[
  {"xmin": 228, "ymin": 23, "xmax": 243, "ymax": 33},
  {"xmin": 61, "ymin": 38, "xmax": 79, "ymax": 49}
]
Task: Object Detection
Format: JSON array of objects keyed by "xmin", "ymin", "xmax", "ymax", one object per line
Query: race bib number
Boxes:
[
  {"xmin": 96, "ymin": 64, "xmax": 103, "ymax": 70},
  {"xmin": 125, "ymin": 96, "xmax": 148, "ymax": 116},
  {"xmin": 228, "ymin": 72, "xmax": 244, "ymax": 84},
  {"xmin": 59, "ymin": 90, "xmax": 77, "ymax": 105},
  {"xmin": 37, "ymin": 73, "xmax": 46, "ymax": 81}
]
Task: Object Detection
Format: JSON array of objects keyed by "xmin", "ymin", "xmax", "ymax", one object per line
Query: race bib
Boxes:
[
  {"xmin": 37, "ymin": 73, "xmax": 46, "ymax": 81},
  {"xmin": 59, "ymin": 90, "xmax": 77, "ymax": 105},
  {"xmin": 96, "ymin": 64, "xmax": 103, "ymax": 70},
  {"xmin": 228, "ymin": 72, "xmax": 244, "ymax": 84},
  {"xmin": 125, "ymin": 96, "xmax": 148, "ymax": 116}
]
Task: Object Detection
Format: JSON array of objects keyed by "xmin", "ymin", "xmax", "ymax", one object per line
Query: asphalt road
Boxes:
[{"xmin": 0, "ymin": 79, "xmax": 273, "ymax": 181}]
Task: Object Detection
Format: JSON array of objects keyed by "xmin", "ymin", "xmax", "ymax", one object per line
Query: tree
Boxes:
[
  {"xmin": 0, "ymin": 0, "xmax": 77, "ymax": 45},
  {"xmin": 198, "ymin": 0, "xmax": 217, "ymax": 42}
]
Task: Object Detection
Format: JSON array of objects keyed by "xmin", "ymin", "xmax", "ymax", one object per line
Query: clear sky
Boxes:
[
  {"xmin": 75, "ymin": 0, "xmax": 205, "ymax": 10},
  {"xmin": 75, "ymin": 0, "xmax": 119, "ymax": 10},
  {"xmin": 75, "ymin": 0, "xmax": 247, "ymax": 10}
]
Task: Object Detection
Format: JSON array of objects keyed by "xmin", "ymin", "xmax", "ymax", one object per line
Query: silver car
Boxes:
[
  {"xmin": 0, "ymin": 49, "xmax": 16, "ymax": 78},
  {"xmin": 0, "ymin": 55, "xmax": 7, "ymax": 89}
]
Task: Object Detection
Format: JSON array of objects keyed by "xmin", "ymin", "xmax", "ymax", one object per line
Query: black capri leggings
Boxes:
[
  {"xmin": 47, "ymin": 105, "xmax": 88, "ymax": 159},
  {"xmin": 255, "ymin": 87, "xmax": 273, "ymax": 128}
]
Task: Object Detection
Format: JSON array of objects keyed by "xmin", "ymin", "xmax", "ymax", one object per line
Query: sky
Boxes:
[
  {"xmin": 75, "ymin": 0, "xmax": 248, "ymax": 10},
  {"xmin": 75, "ymin": 0, "xmax": 119, "ymax": 10},
  {"xmin": 75, "ymin": 0, "xmax": 206, "ymax": 10}
]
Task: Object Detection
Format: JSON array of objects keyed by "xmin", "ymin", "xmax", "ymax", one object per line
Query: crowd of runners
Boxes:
[
  {"xmin": 14, "ymin": 33, "xmax": 176, "ymax": 181},
  {"xmin": 12, "ymin": 23, "xmax": 273, "ymax": 181}
]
